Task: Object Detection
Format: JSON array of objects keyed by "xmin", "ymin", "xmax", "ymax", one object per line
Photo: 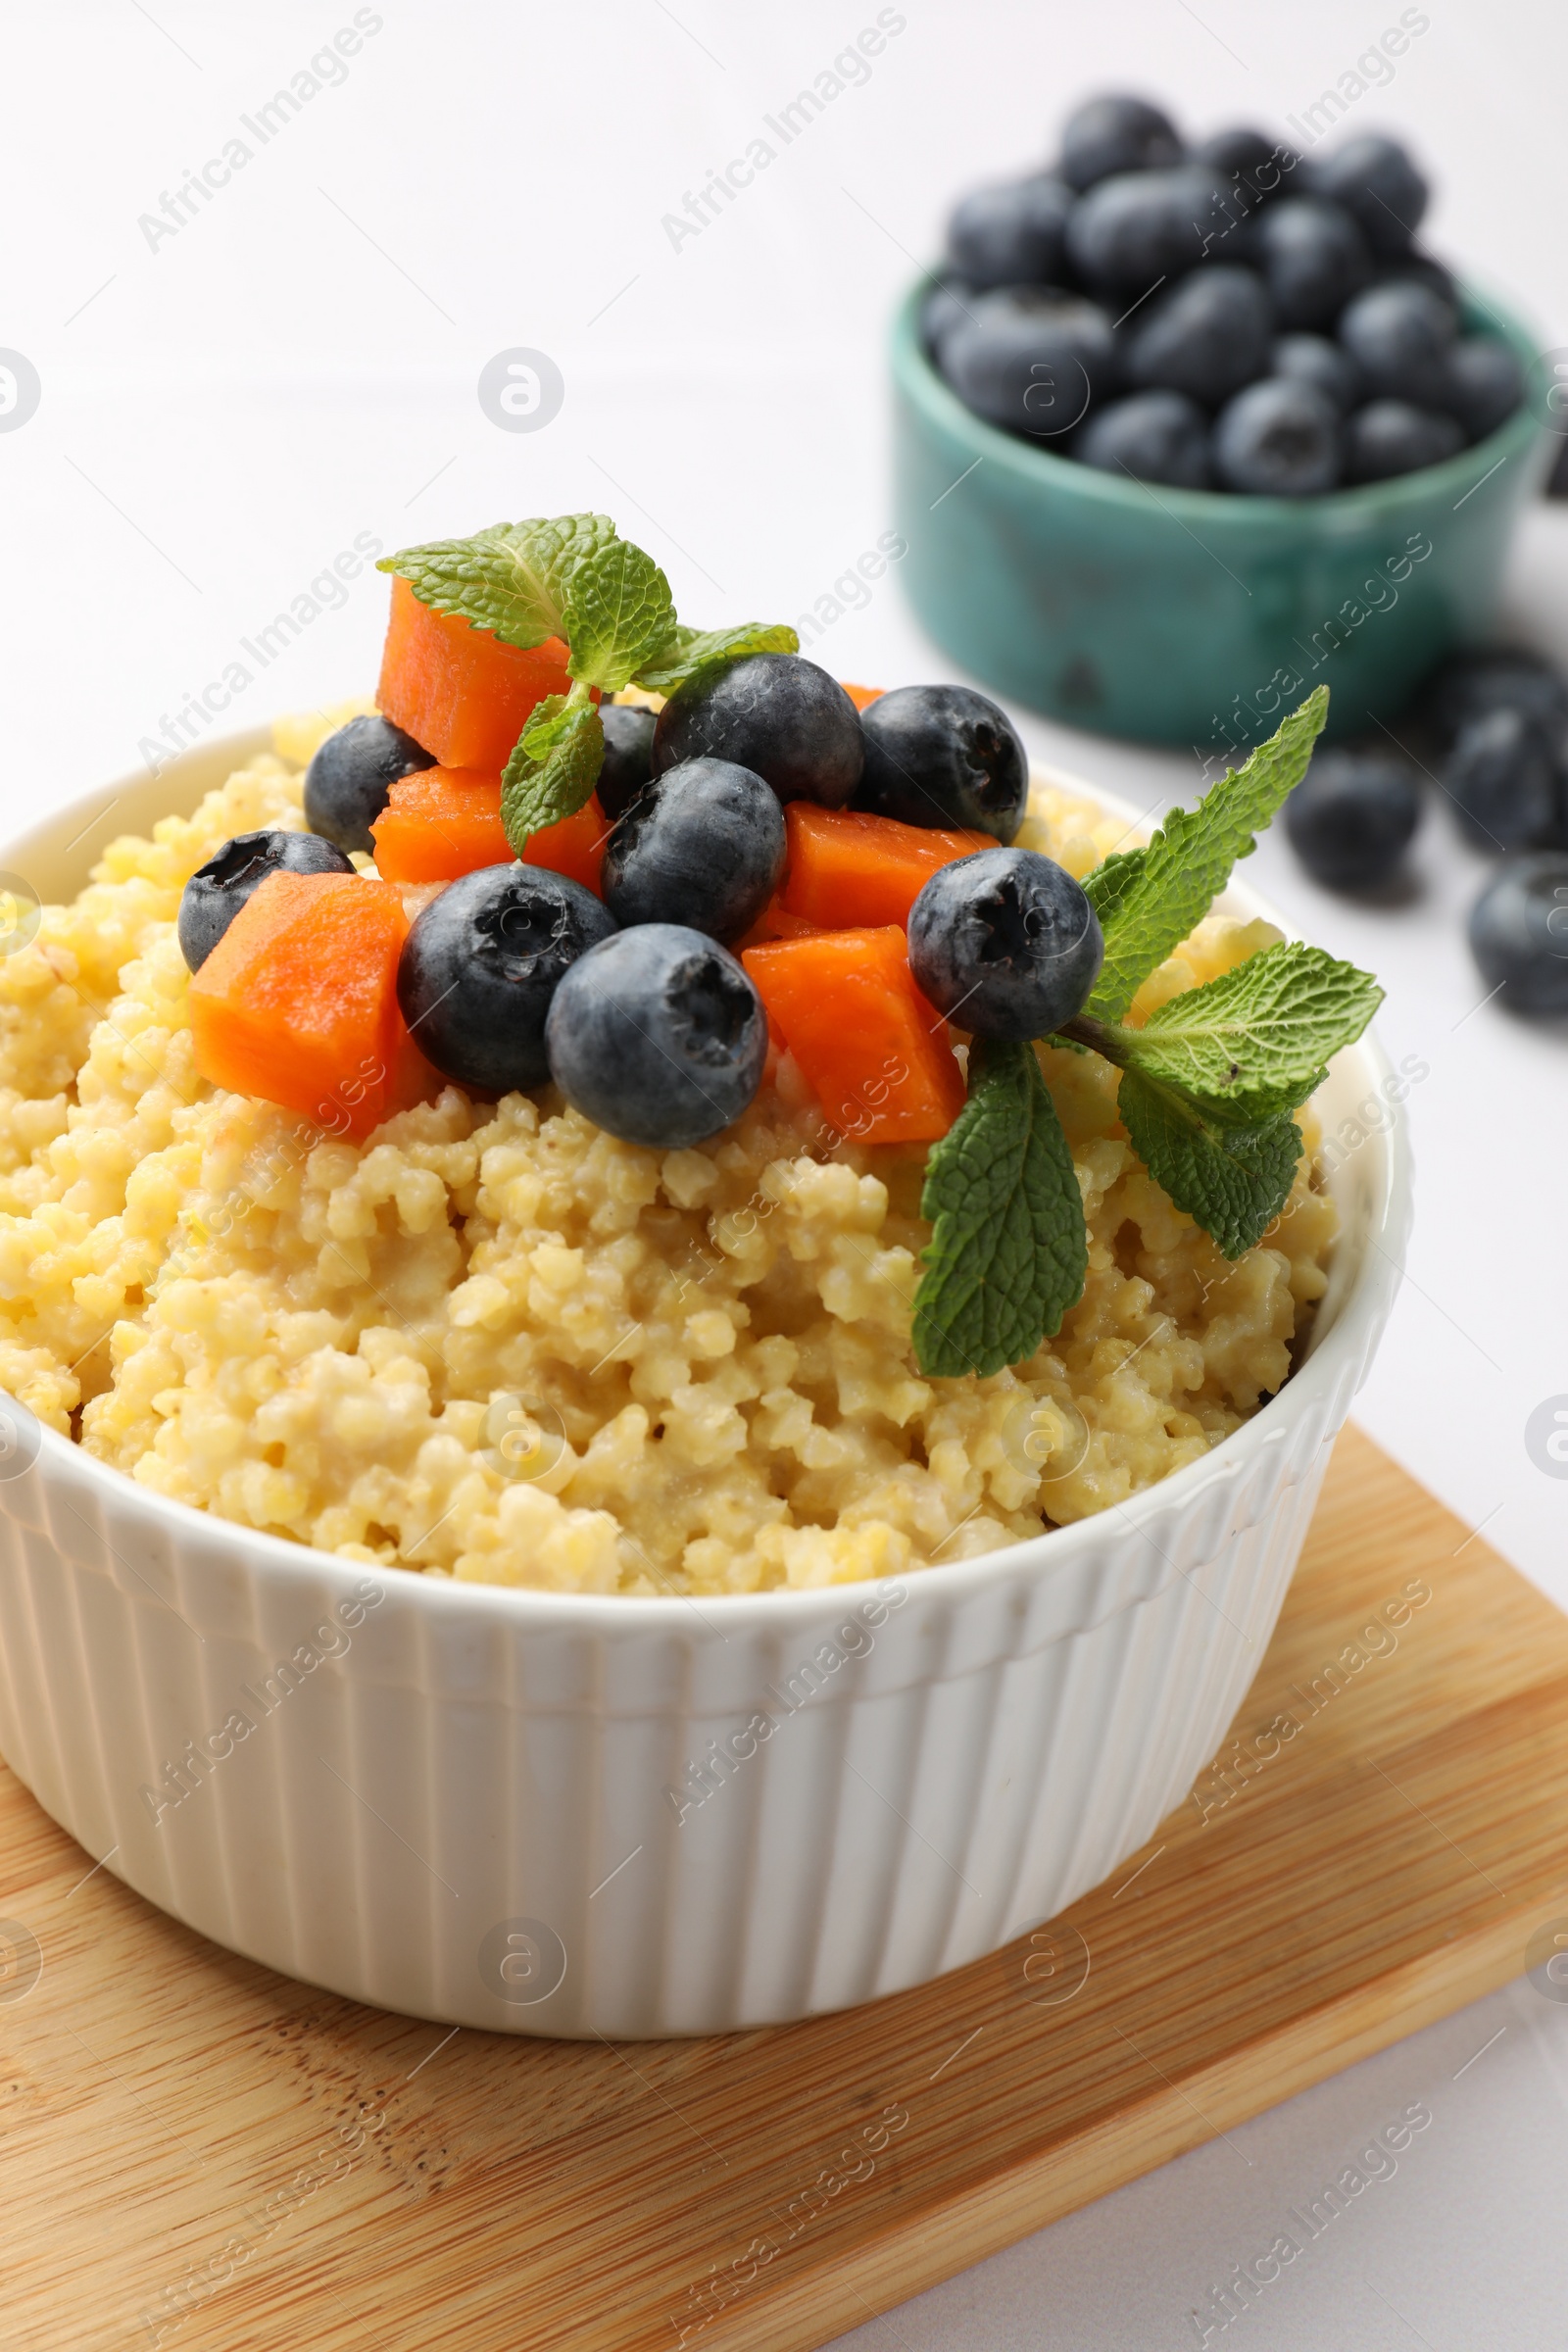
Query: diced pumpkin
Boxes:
[
  {"xmin": 376, "ymin": 574, "xmax": 579, "ymax": 772},
  {"xmin": 840, "ymin": 682, "xmax": 884, "ymax": 711},
  {"xmin": 190, "ymin": 871, "xmax": 430, "ymax": 1140},
  {"xmin": 733, "ymin": 896, "xmax": 825, "ymax": 953},
  {"xmin": 371, "ymin": 767, "xmax": 511, "ymax": 883},
  {"xmin": 742, "ymin": 926, "xmax": 965, "ymax": 1145},
  {"xmin": 780, "ymin": 803, "xmax": 992, "ymax": 933},
  {"xmin": 518, "ymin": 796, "xmax": 608, "ymax": 895}
]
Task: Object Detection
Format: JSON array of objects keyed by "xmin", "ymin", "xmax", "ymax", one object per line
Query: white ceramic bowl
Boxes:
[{"xmin": 0, "ymin": 730, "xmax": 1410, "ymax": 2036}]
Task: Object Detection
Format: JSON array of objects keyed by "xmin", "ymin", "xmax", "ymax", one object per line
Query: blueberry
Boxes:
[
  {"xmin": 1074, "ymin": 389, "xmax": 1211, "ymax": 487},
  {"xmin": 945, "ymin": 176, "xmax": 1073, "ymax": 290},
  {"xmin": 940, "ymin": 286, "xmax": 1115, "ymax": 441},
  {"xmin": 1122, "ymin": 266, "xmax": 1272, "ymax": 407},
  {"xmin": 545, "ymin": 924, "xmax": 766, "ymax": 1150},
  {"xmin": 1312, "ymin": 133, "xmax": 1429, "ymax": 258},
  {"xmin": 1337, "ymin": 282, "xmax": 1455, "ymax": 404},
  {"xmin": 1442, "ymin": 710, "xmax": 1559, "ymax": 850},
  {"xmin": 1065, "ymin": 168, "xmax": 1220, "ymax": 292},
  {"xmin": 1213, "ymin": 379, "xmax": 1341, "ymax": 496},
  {"xmin": 906, "ymin": 850, "xmax": 1103, "ymax": 1042},
  {"xmin": 177, "ymin": 829, "xmax": 356, "ymax": 971},
  {"xmin": 596, "ymin": 702, "xmax": 658, "ymax": 820},
  {"xmin": 855, "ymin": 685, "xmax": 1029, "ymax": 842},
  {"xmin": 1441, "ymin": 336, "xmax": 1523, "ymax": 441},
  {"xmin": 601, "ymin": 757, "xmax": 785, "ymax": 942},
  {"xmin": 1369, "ymin": 256, "xmax": 1457, "ymax": 312},
  {"xmin": 1343, "ymin": 400, "xmax": 1464, "ymax": 482},
  {"xmin": 1421, "ymin": 648, "xmax": 1568, "ymax": 749},
  {"xmin": 304, "ymin": 714, "xmax": 435, "ymax": 856},
  {"xmin": 1058, "ymin": 93, "xmax": 1182, "ymax": 191},
  {"xmin": 920, "ymin": 273, "xmax": 977, "ymax": 367},
  {"xmin": 396, "ymin": 863, "xmax": 615, "ymax": 1094},
  {"xmin": 1270, "ymin": 331, "xmax": 1364, "ymax": 413},
  {"xmin": 1195, "ymin": 126, "xmax": 1302, "ymax": 209},
  {"xmin": 1468, "ymin": 853, "xmax": 1568, "ymax": 1014},
  {"xmin": 1285, "ymin": 747, "xmax": 1421, "ymax": 891},
  {"xmin": 652, "ymin": 654, "xmax": 863, "ymax": 810},
  {"xmin": 1250, "ymin": 197, "xmax": 1372, "ymax": 329}
]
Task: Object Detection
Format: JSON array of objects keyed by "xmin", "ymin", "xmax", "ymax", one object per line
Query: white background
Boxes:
[{"xmin": 3, "ymin": 3, "xmax": 1566, "ymax": 2344}]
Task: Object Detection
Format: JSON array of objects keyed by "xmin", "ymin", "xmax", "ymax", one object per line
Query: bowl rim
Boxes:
[
  {"xmin": 10, "ymin": 729, "xmax": 1411, "ymax": 1630},
  {"xmin": 893, "ymin": 270, "xmax": 1547, "ymax": 525}
]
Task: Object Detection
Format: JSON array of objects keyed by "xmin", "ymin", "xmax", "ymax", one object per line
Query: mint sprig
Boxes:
[
  {"xmin": 378, "ymin": 514, "xmax": 798, "ymax": 856},
  {"xmin": 915, "ymin": 1039, "xmax": 1087, "ymax": 1379},
  {"xmin": 1086, "ymin": 687, "xmax": 1328, "ymax": 1020},
  {"xmin": 911, "ymin": 689, "xmax": 1381, "ymax": 1382},
  {"xmin": 501, "ymin": 683, "xmax": 605, "ymax": 844},
  {"xmin": 1115, "ymin": 1076, "xmax": 1304, "ymax": 1259}
]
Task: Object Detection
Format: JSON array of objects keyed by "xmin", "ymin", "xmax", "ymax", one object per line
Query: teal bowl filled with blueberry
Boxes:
[{"xmin": 894, "ymin": 95, "xmax": 1550, "ymax": 752}]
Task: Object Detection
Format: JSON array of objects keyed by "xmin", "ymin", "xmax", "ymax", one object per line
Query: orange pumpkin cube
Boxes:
[
  {"xmin": 376, "ymin": 574, "xmax": 578, "ymax": 773},
  {"xmin": 190, "ymin": 871, "xmax": 428, "ymax": 1140},
  {"xmin": 742, "ymin": 926, "xmax": 965, "ymax": 1145},
  {"xmin": 780, "ymin": 804, "xmax": 992, "ymax": 933}
]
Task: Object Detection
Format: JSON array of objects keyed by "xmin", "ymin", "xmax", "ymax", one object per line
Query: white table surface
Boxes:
[{"xmin": 5, "ymin": 4, "xmax": 1566, "ymax": 2343}]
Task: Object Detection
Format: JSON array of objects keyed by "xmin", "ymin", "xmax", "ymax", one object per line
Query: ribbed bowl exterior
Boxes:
[{"xmin": 0, "ymin": 738, "xmax": 1410, "ymax": 2035}]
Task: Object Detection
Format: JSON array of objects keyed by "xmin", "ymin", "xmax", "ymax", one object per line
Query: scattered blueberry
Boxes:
[
  {"xmin": 652, "ymin": 654, "xmax": 864, "ymax": 810},
  {"xmin": 1058, "ymin": 93, "xmax": 1182, "ymax": 191},
  {"xmin": 945, "ymin": 175, "xmax": 1073, "ymax": 290},
  {"xmin": 1285, "ymin": 747, "xmax": 1421, "ymax": 892},
  {"xmin": 1468, "ymin": 853, "xmax": 1568, "ymax": 1014},
  {"xmin": 396, "ymin": 862, "xmax": 615, "ymax": 1094},
  {"xmin": 1075, "ymin": 389, "xmax": 1211, "ymax": 487},
  {"xmin": 1122, "ymin": 265, "xmax": 1273, "ymax": 407},
  {"xmin": 1064, "ymin": 168, "xmax": 1221, "ymax": 291},
  {"xmin": 596, "ymin": 702, "xmax": 658, "ymax": 820},
  {"xmin": 940, "ymin": 286, "xmax": 1115, "ymax": 440},
  {"xmin": 1443, "ymin": 709, "xmax": 1559, "ymax": 850},
  {"xmin": 920, "ymin": 274, "xmax": 976, "ymax": 368},
  {"xmin": 545, "ymin": 924, "xmax": 767, "ymax": 1150},
  {"xmin": 178, "ymin": 830, "xmax": 356, "ymax": 972},
  {"xmin": 1343, "ymin": 399, "xmax": 1464, "ymax": 482},
  {"xmin": 1441, "ymin": 335, "xmax": 1524, "ymax": 440},
  {"xmin": 1250, "ymin": 197, "xmax": 1372, "ymax": 329},
  {"xmin": 906, "ymin": 850, "xmax": 1104, "ymax": 1042},
  {"xmin": 600, "ymin": 758, "xmax": 785, "ymax": 942},
  {"xmin": 1269, "ymin": 331, "xmax": 1364, "ymax": 413},
  {"xmin": 1213, "ymin": 379, "xmax": 1341, "ymax": 495},
  {"xmin": 1422, "ymin": 648, "xmax": 1568, "ymax": 749},
  {"xmin": 1312, "ymin": 133, "xmax": 1429, "ymax": 257},
  {"xmin": 856, "ymin": 685, "xmax": 1029, "ymax": 842},
  {"xmin": 304, "ymin": 714, "xmax": 436, "ymax": 856},
  {"xmin": 1337, "ymin": 281, "xmax": 1456, "ymax": 404},
  {"xmin": 1195, "ymin": 126, "xmax": 1300, "ymax": 209}
]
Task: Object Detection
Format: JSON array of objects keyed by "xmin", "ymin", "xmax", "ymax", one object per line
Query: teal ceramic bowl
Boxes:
[{"xmin": 892, "ymin": 281, "xmax": 1550, "ymax": 749}]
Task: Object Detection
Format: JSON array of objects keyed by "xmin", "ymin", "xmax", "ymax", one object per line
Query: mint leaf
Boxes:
[
  {"xmin": 1082, "ymin": 846, "xmax": 1148, "ymax": 929},
  {"xmin": 1086, "ymin": 688, "xmax": 1329, "ymax": 1020},
  {"xmin": 1117, "ymin": 1070, "xmax": 1302, "ymax": 1258},
  {"xmin": 501, "ymin": 683, "xmax": 605, "ymax": 850},
  {"xmin": 913, "ymin": 1039, "xmax": 1087, "ymax": 1378},
  {"xmin": 1098, "ymin": 943, "xmax": 1383, "ymax": 1120},
  {"xmin": 379, "ymin": 514, "xmax": 614, "ymax": 651},
  {"xmin": 562, "ymin": 537, "xmax": 677, "ymax": 691},
  {"xmin": 635, "ymin": 620, "xmax": 800, "ymax": 696}
]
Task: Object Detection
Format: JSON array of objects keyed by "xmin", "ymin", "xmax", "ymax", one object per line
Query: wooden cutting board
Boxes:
[{"xmin": 4, "ymin": 1425, "xmax": 1567, "ymax": 2352}]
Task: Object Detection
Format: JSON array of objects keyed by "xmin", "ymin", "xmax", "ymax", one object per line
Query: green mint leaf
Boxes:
[
  {"xmin": 1117, "ymin": 1069, "xmax": 1302, "ymax": 1258},
  {"xmin": 1082, "ymin": 846, "xmax": 1148, "ymax": 929},
  {"xmin": 913, "ymin": 1039, "xmax": 1087, "ymax": 1379},
  {"xmin": 635, "ymin": 620, "xmax": 800, "ymax": 696},
  {"xmin": 1104, "ymin": 942, "xmax": 1383, "ymax": 1118},
  {"xmin": 500, "ymin": 683, "xmax": 604, "ymax": 851},
  {"xmin": 1085, "ymin": 687, "xmax": 1329, "ymax": 1020},
  {"xmin": 562, "ymin": 537, "xmax": 677, "ymax": 691},
  {"xmin": 378, "ymin": 514, "xmax": 615, "ymax": 651}
]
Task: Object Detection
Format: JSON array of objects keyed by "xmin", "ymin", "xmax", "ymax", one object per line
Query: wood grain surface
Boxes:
[{"xmin": 3, "ymin": 1424, "xmax": 1566, "ymax": 2352}]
